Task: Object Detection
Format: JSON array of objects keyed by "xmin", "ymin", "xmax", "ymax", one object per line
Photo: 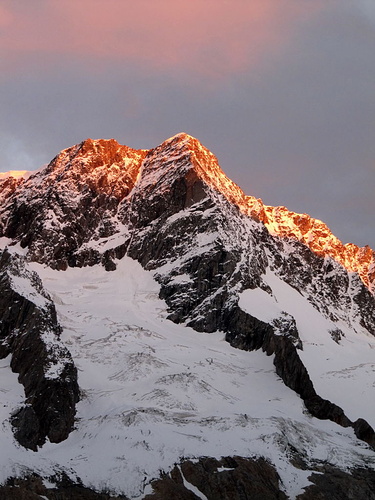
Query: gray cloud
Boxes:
[{"xmin": 0, "ymin": 1, "xmax": 374, "ymax": 247}]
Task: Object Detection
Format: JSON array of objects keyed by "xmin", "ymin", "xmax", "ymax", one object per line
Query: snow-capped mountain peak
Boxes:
[
  {"xmin": 0, "ymin": 134, "xmax": 373, "ymax": 293},
  {"xmin": 29, "ymin": 137, "xmax": 148, "ymax": 199},
  {"xmin": 0, "ymin": 133, "xmax": 375, "ymax": 498}
]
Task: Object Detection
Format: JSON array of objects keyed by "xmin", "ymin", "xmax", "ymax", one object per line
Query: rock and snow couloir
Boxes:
[
  {"xmin": 1, "ymin": 133, "xmax": 373, "ymax": 291},
  {"xmin": 0, "ymin": 133, "xmax": 375, "ymax": 499}
]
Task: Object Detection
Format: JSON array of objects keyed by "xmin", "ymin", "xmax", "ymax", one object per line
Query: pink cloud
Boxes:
[
  {"xmin": 0, "ymin": 3, "xmax": 13, "ymax": 27},
  {"xmin": 1, "ymin": 0, "xmax": 324, "ymax": 79}
]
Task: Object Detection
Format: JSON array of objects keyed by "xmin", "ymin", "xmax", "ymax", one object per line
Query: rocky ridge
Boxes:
[
  {"xmin": 1, "ymin": 458, "xmax": 374, "ymax": 500},
  {"xmin": 1, "ymin": 133, "xmax": 374, "ymax": 430},
  {"xmin": 245, "ymin": 199, "xmax": 375, "ymax": 293},
  {"xmin": 0, "ymin": 133, "xmax": 373, "ymax": 293},
  {"xmin": 0, "ymin": 132, "xmax": 375, "ymax": 498},
  {"xmin": 0, "ymin": 138, "xmax": 147, "ymax": 269},
  {"xmin": 118, "ymin": 134, "xmax": 375, "ymax": 445},
  {"xmin": 0, "ymin": 249, "xmax": 79, "ymax": 450}
]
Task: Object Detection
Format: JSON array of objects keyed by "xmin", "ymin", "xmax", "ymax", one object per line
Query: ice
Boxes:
[
  {"xmin": 0, "ymin": 257, "xmax": 367, "ymax": 498},
  {"xmin": 177, "ymin": 465, "xmax": 208, "ymax": 499}
]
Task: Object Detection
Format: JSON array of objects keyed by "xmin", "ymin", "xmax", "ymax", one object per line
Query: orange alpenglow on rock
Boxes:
[
  {"xmin": 244, "ymin": 198, "xmax": 375, "ymax": 292},
  {"xmin": 0, "ymin": 170, "xmax": 29, "ymax": 180},
  {"xmin": 162, "ymin": 134, "xmax": 374, "ymax": 293},
  {"xmin": 0, "ymin": 133, "xmax": 373, "ymax": 293}
]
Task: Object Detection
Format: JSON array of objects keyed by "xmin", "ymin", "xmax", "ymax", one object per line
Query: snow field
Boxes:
[
  {"xmin": 0, "ymin": 257, "xmax": 373, "ymax": 498},
  {"xmin": 239, "ymin": 269, "xmax": 375, "ymax": 428}
]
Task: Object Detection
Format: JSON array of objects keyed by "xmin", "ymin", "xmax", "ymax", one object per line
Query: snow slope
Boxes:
[
  {"xmin": 239, "ymin": 269, "xmax": 375, "ymax": 428},
  {"xmin": 1, "ymin": 256, "xmax": 373, "ymax": 498}
]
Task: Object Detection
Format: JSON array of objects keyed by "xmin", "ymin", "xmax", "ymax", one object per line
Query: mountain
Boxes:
[{"xmin": 0, "ymin": 133, "xmax": 374, "ymax": 499}]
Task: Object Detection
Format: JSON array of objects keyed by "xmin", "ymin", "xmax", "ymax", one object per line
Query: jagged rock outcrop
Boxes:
[
  {"xmin": 143, "ymin": 456, "xmax": 375, "ymax": 500},
  {"xmin": 119, "ymin": 134, "xmax": 375, "ymax": 443},
  {"xmin": 0, "ymin": 133, "xmax": 373, "ymax": 292},
  {"xmin": 145, "ymin": 456, "xmax": 287, "ymax": 500},
  {"xmin": 0, "ymin": 473, "xmax": 128, "ymax": 499},
  {"xmin": 3, "ymin": 461, "xmax": 374, "ymax": 500},
  {"xmin": 0, "ymin": 249, "xmax": 79, "ymax": 450},
  {"xmin": 0, "ymin": 139, "xmax": 147, "ymax": 269},
  {"xmin": 225, "ymin": 309, "xmax": 375, "ymax": 446},
  {"xmin": 1, "ymin": 135, "xmax": 372, "ymax": 339},
  {"xmin": 1, "ymin": 132, "xmax": 368, "ymax": 441},
  {"xmin": 0, "ymin": 132, "xmax": 374, "ymax": 495},
  {"xmin": 0, "ymin": 174, "xmax": 25, "ymax": 206},
  {"xmin": 245, "ymin": 199, "xmax": 375, "ymax": 293},
  {"xmin": 297, "ymin": 464, "xmax": 375, "ymax": 500}
]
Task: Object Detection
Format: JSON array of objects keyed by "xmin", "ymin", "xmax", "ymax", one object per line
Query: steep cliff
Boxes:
[
  {"xmin": 0, "ymin": 250, "xmax": 79, "ymax": 450},
  {"xmin": 0, "ymin": 133, "xmax": 374, "ymax": 498}
]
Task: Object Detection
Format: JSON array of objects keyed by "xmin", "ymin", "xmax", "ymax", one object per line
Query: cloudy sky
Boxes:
[{"xmin": 1, "ymin": 0, "xmax": 374, "ymax": 247}]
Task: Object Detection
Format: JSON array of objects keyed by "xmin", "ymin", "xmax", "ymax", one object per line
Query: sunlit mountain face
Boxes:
[
  {"xmin": 0, "ymin": 170, "xmax": 29, "ymax": 180},
  {"xmin": 0, "ymin": 134, "xmax": 374, "ymax": 499},
  {"xmin": 1, "ymin": 134, "xmax": 374, "ymax": 291}
]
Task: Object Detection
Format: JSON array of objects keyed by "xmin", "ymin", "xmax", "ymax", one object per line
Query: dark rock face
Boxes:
[
  {"xmin": 247, "ymin": 199, "xmax": 375, "ymax": 292},
  {"xmin": 0, "ymin": 473, "xmax": 128, "ymax": 499},
  {"xmin": 116, "ymin": 134, "xmax": 375, "ymax": 446},
  {"xmin": 2, "ymin": 462, "xmax": 374, "ymax": 500},
  {"xmin": 0, "ymin": 139, "xmax": 147, "ymax": 270},
  {"xmin": 0, "ymin": 133, "xmax": 373, "ymax": 326},
  {"xmin": 0, "ymin": 175, "xmax": 25, "ymax": 206},
  {"xmin": 143, "ymin": 457, "xmax": 375, "ymax": 500},
  {"xmin": 0, "ymin": 250, "xmax": 79, "ymax": 450},
  {"xmin": 145, "ymin": 457, "xmax": 287, "ymax": 500},
  {"xmin": 267, "ymin": 238, "xmax": 375, "ymax": 337},
  {"xmin": 297, "ymin": 464, "xmax": 375, "ymax": 500},
  {"xmin": 353, "ymin": 419, "xmax": 375, "ymax": 448}
]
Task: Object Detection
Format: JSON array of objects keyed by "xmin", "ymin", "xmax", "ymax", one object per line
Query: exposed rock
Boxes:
[
  {"xmin": 145, "ymin": 456, "xmax": 287, "ymax": 500},
  {"xmin": 0, "ymin": 249, "xmax": 79, "ymax": 450},
  {"xmin": 116, "ymin": 133, "xmax": 375, "ymax": 445},
  {"xmin": 0, "ymin": 133, "xmax": 374, "ymax": 495},
  {"xmin": 0, "ymin": 473, "xmax": 128, "ymax": 499},
  {"xmin": 0, "ymin": 133, "xmax": 373, "ymax": 294},
  {"xmin": 297, "ymin": 464, "xmax": 375, "ymax": 500},
  {"xmin": 353, "ymin": 418, "xmax": 375, "ymax": 448},
  {"xmin": 2, "ymin": 461, "xmax": 375, "ymax": 500},
  {"xmin": 225, "ymin": 307, "xmax": 375, "ymax": 445},
  {"xmin": 0, "ymin": 139, "xmax": 146, "ymax": 269},
  {"xmin": 144, "ymin": 456, "xmax": 375, "ymax": 500},
  {"xmin": 329, "ymin": 328, "xmax": 343, "ymax": 344},
  {"xmin": 0, "ymin": 175, "xmax": 25, "ymax": 210},
  {"xmin": 11, "ymin": 406, "xmax": 41, "ymax": 451},
  {"xmin": 246, "ymin": 200, "xmax": 375, "ymax": 292}
]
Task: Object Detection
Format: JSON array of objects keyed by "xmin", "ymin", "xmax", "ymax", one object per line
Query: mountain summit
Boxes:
[
  {"xmin": 0, "ymin": 134, "xmax": 375, "ymax": 499},
  {"xmin": 1, "ymin": 133, "xmax": 373, "ymax": 290}
]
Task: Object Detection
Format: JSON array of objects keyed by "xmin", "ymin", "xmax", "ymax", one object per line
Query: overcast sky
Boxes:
[{"xmin": 1, "ymin": 0, "xmax": 374, "ymax": 247}]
